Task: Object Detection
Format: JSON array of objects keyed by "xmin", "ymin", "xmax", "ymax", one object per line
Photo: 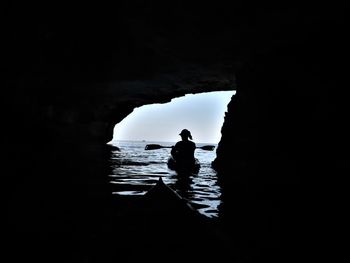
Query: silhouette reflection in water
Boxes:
[{"xmin": 173, "ymin": 173, "xmax": 194, "ymax": 201}]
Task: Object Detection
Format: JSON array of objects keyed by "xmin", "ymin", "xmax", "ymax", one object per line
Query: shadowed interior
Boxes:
[{"xmin": 2, "ymin": 3, "xmax": 346, "ymax": 262}]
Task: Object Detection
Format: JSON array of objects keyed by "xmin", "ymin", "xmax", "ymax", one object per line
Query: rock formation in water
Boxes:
[{"xmin": 2, "ymin": 2, "xmax": 346, "ymax": 262}]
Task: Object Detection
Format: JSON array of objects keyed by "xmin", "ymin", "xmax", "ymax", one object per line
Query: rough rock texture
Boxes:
[
  {"xmin": 212, "ymin": 9, "xmax": 347, "ymax": 262},
  {"xmin": 2, "ymin": 2, "xmax": 346, "ymax": 262}
]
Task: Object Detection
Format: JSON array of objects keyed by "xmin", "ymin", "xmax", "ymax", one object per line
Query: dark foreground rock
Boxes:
[{"xmin": 4, "ymin": 177, "xmax": 235, "ymax": 262}]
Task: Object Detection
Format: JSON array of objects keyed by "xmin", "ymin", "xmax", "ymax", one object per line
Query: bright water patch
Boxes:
[{"xmin": 109, "ymin": 140, "xmax": 222, "ymax": 218}]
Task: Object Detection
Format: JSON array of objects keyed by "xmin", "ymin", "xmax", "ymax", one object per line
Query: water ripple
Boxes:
[{"xmin": 109, "ymin": 140, "xmax": 221, "ymax": 218}]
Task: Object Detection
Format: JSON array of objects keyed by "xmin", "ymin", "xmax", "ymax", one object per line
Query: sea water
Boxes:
[{"xmin": 109, "ymin": 140, "xmax": 222, "ymax": 218}]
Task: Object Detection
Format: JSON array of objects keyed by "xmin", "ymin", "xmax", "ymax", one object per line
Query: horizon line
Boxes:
[{"xmin": 109, "ymin": 139, "xmax": 219, "ymax": 145}]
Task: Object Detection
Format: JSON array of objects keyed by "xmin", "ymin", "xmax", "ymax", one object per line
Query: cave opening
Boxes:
[
  {"xmin": 111, "ymin": 90, "xmax": 235, "ymax": 144},
  {"xmin": 108, "ymin": 90, "xmax": 235, "ymax": 218}
]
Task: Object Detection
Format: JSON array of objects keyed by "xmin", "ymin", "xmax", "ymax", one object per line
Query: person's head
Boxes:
[{"xmin": 179, "ymin": 129, "xmax": 192, "ymax": 141}]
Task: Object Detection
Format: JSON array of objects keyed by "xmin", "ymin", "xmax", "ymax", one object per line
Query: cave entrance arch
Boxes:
[
  {"xmin": 108, "ymin": 90, "xmax": 235, "ymax": 218},
  {"xmin": 110, "ymin": 90, "xmax": 235, "ymax": 144}
]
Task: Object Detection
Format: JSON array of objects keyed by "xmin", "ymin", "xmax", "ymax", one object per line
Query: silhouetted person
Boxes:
[{"xmin": 171, "ymin": 129, "xmax": 196, "ymax": 166}]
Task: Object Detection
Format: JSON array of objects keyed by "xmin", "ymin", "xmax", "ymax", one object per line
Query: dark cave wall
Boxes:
[
  {"xmin": 2, "ymin": 2, "xmax": 347, "ymax": 262},
  {"xmin": 213, "ymin": 12, "xmax": 347, "ymax": 261}
]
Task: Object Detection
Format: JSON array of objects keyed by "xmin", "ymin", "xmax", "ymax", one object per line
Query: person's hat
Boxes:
[{"xmin": 179, "ymin": 129, "xmax": 192, "ymax": 140}]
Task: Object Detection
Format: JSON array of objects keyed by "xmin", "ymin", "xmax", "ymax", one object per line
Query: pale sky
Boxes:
[{"xmin": 112, "ymin": 90, "xmax": 235, "ymax": 144}]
